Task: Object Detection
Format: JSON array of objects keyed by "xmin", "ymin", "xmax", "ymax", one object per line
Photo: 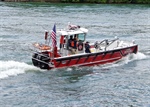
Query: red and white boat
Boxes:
[{"xmin": 32, "ymin": 23, "xmax": 138, "ymax": 70}]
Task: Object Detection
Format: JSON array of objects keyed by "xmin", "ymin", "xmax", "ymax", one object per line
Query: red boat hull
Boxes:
[
  {"xmin": 49, "ymin": 45, "xmax": 138, "ymax": 69},
  {"xmin": 32, "ymin": 45, "xmax": 137, "ymax": 70}
]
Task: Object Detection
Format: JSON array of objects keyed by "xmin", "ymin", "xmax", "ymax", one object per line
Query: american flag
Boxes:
[{"xmin": 50, "ymin": 24, "xmax": 57, "ymax": 48}]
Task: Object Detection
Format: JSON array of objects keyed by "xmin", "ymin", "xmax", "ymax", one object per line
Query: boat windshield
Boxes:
[{"xmin": 78, "ymin": 33, "xmax": 85, "ymax": 42}]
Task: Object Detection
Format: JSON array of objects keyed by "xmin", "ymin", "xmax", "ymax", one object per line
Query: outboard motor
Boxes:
[
  {"xmin": 32, "ymin": 52, "xmax": 50, "ymax": 69},
  {"xmin": 32, "ymin": 53, "xmax": 39, "ymax": 66}
]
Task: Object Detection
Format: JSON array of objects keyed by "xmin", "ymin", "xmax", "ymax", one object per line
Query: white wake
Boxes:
[{"xmin": 0, "ymin": 60, "xmax": 39, "ymax": 79}]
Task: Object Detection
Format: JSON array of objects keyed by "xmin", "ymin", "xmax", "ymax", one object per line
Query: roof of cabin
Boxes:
[{"xmin": 57, "ymin": 28, "xmax": 88, "ymax": 36}]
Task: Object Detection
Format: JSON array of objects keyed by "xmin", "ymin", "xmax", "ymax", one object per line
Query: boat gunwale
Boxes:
[{"xmin": 54, "ymin": 44, "xmax": 138, "ymax": 61}]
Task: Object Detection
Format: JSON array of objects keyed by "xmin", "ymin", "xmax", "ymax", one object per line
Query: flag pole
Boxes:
[
  {"xmin": 50, "ymin": 24, "xmax": 57, "ymax": 59},
  {"xmin": 45, "ymin": 30, "xmax": 48, "ymax": 45}
]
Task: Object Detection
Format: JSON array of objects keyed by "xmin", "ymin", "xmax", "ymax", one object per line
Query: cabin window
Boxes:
[{"xmin": 78, "ymin": 33, "xmax": 85, "ymax": 42}]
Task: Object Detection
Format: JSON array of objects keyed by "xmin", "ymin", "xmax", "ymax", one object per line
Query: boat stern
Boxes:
[{"xmin": 32, "ymin": 52, "xmax": 51, "ymax": 69}]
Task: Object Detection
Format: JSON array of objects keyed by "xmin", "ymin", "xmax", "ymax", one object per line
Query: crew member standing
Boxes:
[
  {"xmin": 68, "ymin": 35, "xmax": 75, "ymax": 54},
  {"xmin": 85, "ymin": 41, "xmax": 91, "ymax": 53}
]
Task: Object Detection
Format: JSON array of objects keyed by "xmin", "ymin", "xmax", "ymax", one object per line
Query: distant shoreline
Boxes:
[{"xmin": 1, "ymin": 0, "xmax": 150, "ymax": 4}]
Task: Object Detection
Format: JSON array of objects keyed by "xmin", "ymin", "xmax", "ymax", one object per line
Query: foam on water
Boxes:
[
  {"xmin": 136, "ymin": 52, "xmax": 147, "ymax": 59},
  {"xmin": 0, "ymin": 60, "xmax": 39, "ymax": 79}
]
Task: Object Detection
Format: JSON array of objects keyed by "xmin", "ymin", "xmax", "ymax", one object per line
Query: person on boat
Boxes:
[
  {"xmin": 68, "ymin": 35, "xmax": 75, "ymax": 54},
  {"xmin": 72, "ymin": 35, "xmax": 78, "ymax": 54},
  {"xmin": 85, "ymin": 41, "xmax": 91, "ymax": 53},
  {"xmin": 68, "ymin": 35, "xmax": 73, "ymax": 47}
]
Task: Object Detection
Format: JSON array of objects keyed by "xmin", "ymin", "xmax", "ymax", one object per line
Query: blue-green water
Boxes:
[{"xmin": 0, "ymin": 2, "xmax": 150, "ymax": 107}]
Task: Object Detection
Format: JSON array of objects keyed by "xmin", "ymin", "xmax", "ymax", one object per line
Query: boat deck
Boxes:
[{"xmin": 58, "ymin": 39, "xmax": 136, "ymax": 58}]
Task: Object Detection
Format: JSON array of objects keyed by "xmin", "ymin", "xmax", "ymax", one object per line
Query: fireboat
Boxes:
[{"xmin": 32, "ymin": 23, "xmax": 138, "ymax": 70}]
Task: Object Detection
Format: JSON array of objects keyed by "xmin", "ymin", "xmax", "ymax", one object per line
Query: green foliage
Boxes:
[
  {"xmin": 135, "ymin": 0, "xmax": 150, "ymax": 3},
  {"xmin": 60, "ymin": 0, "xmax": 150, "ymax": 3},
  {"xmin": 79, "ymin": 0, "xmax": 107, "ymax": 3},
  {"xmin": 114, "ymin": 0, "xmax": 129, "ymax": 3}
]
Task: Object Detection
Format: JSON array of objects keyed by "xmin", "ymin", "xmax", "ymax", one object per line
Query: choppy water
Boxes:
[{"xmin": 0, "ymin": 2, "xmax": 150, "ymax": 107}]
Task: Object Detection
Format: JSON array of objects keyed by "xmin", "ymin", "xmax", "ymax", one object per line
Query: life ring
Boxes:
[{"xmin": 78, "ymin": 43, "xmax": 83, "ymax": 51}]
